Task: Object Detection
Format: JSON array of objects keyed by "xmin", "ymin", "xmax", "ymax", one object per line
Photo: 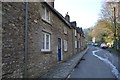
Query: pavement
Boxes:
[{"xmin": 41, "ymin": 47, "xmax": 89, "ymax": 78}]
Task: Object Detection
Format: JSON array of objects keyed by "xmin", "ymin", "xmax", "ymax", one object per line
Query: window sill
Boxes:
[
  {"xmin": 41, "ymin": 51, "xmax": 52, "ymax": 54},
  {"xmin": 64, "ymin": 33, "xmax": 68, "ymax": 35},
  {"xmin": 64, "ymin": 50, "xmax": 68, "ymax": 52},
  {"xmin": 42, "ymin": 18, "xmax": 52, "ymax": 26}
]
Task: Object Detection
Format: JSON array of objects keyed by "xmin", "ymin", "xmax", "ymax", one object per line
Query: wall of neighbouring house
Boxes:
[{"xmin": 2, "ymin": 2, "xmax": 25, "ymax": 78}]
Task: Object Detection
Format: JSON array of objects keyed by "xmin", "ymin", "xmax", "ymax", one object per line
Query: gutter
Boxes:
[{"xmin": 24, "ymin": 1, "xmax": 28, "ymax": 78}]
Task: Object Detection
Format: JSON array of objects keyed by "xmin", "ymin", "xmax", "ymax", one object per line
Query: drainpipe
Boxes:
[
  {"xmin": 24, "ymin": 1, "xmax": 28, "ymax": 78},
  {"xmin": 72, "ymin": 29, "xmax": 74, "ymax": 54}
]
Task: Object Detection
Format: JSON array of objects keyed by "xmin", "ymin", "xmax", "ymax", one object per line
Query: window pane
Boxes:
[
  {"xmin": 75, "ymin": 41, "xmax": 77, "ymax": 48},
  {"xmin": 64, "ymin": 40, "xmax": 67, "ymax": 51},
  {"xmin": 46, "ymin": 9, "xmax": 49, "ymax": 21},
  {"xmin": 66, "ymin": 40, "xmax": 67, "ymax": 51},
  {"xmin": 75, "ymin": 29, "xmax": 77, "ymax": 36},
  {"xmin": 46, "ymin": 34, "xmax": 49, "ymax": 49},
  {"xmin": 46, "ymin": 42, "xmax": 49, "ymax": 49},
  {"xmin": 42, "ymin": 33, "xmax": 45, "ymax": 49},
  {"xmin": 42, "ymin": 7, "xmax": 46, "ymax": 19},
  {"xmin": 46, "ymin": 34, "xmax": 49, "ymax": 42},
  {"xmin": 64, "ymin": 40, "xmax": 65, "ymax": 51},
  {"xmin": 64, "ymin": 27, "xmax": 67, "ymax": 34}
]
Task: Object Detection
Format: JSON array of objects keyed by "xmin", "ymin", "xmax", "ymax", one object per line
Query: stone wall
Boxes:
[
  {"xmin": 27, "ymin": 2, "xmax": 73, "ymax": 77},
  {"xmin": 2, "ymin": 2, "xmax": 25, "ymax": 78},
  {"xmin": 2, "ymin": 2, "xmax": 75, "ymax": 78}
]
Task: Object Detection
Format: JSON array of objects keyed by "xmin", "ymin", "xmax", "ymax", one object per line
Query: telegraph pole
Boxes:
[{"xmin": 113, "ymin": 7, "xmax": 117, "ymax": 49}]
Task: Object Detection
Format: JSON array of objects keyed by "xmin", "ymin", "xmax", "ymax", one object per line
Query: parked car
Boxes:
[
  {"xmin": 93, "ymin": 43, "xmax": 98, "ymax": 47},
  {"xmin": 87, "ymin": 43, "xmax": 93, "ymax": 45},
  {"xmin": 100, "ymin": 43, "xmax": 109, "ymax": 49}
]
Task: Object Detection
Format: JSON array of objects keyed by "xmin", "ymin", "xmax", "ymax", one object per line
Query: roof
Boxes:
[
  {"xmin": 76, "ymin": 27, "xmax": 84, "ymax": 36},
  {"xmin": 70, "ymin": 21, "xmax": 77, "ymax": 29},
  {"xmin": 41, "ymin": 2, "xmax": 72, "ymax": 28}
]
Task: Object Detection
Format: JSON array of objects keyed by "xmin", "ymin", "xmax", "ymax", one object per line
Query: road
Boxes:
[{"xmin": 69, "ymin": 46, "xmax": 119, "ymax": 79}]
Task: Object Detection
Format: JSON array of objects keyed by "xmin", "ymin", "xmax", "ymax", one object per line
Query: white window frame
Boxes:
[
  {"xmin": 75, "ymin": 41, "xmax": 77, "ymax": 48},
  {"xmin": 64, "ymin": 40, "xmax": 67, "ymax": 51},
  {"xmin": 64, "ymin": 26, "xmax": 67, "ymax": 34},
  {"xmin": 42, "ymin": 7, "xmax": 51, "ymax": 23},
  {"xmin": 41, "ymin": 32, "xmax": 51, "ymax": 51},
  {"xmin": 75, "ymin": 29, "xmax": 77, "ymax": 36}
]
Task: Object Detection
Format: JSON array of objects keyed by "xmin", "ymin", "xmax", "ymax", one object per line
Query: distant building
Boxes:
[{"xmin": 92, "ymin": 37, "xmax": 96, "ymax": 43}]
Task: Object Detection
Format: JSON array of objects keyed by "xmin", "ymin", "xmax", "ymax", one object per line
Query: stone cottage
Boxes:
[
  {"xmin": 70, "ymin": 21, "xmax": 78, "ymax": 54},
  {"xmin": 2, "ymin": 1, "xmax": 87, "ymax": 78}
]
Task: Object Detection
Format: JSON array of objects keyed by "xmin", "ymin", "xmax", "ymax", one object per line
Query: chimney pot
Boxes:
[{"xmin": 65, "ymin": 12, "xmax": 70, "ymax": 22}]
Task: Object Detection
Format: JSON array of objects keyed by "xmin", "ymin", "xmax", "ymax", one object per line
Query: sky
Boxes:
[{"xmin": 54, "ymin": 0, "xmax": 103, "ymax": 29}]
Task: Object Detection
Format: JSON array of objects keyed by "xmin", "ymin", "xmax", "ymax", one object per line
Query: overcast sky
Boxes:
[{"xmin": 54, "ymin": 0, "xmax": 103, "ymax": 29}]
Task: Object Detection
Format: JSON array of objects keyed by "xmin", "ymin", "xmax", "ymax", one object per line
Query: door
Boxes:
[{"xmin": 58, "ymin": 38, "xmax": 62, "ymax": 61}]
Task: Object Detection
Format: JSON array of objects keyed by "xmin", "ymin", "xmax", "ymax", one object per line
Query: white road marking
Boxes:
[{"xmin": 92, "ymin": 49, "xmax": 120, "ymax": 79}]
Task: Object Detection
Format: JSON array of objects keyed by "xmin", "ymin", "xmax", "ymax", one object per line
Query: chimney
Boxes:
[
  {"xmin": 46, "ymin": 0, "xmax": 55, "ymax": 8},
  {"xmin": 65, "ymin": 12, "xmax": 70, "ymax": 22}
]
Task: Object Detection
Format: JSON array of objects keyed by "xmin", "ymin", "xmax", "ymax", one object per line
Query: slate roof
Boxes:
[
  {"xmin": 70, "ymin": 21, "xmax": 77, "ymax": 29},
  {"xmin": 76, "ymin": 27, "xmax": 84, "ymax": 36}
]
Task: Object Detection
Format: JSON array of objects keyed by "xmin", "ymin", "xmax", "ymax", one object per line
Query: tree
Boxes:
[
  {"xmin": 89, "ymin": 1, "xmax": 120, "ymax": 47},
  {"xmin": 83, "ymin": 28, "xmax": 93, "ymax": 43},
  {"xmin": 100, "ymin": 1, "xmax": 120, "ymax": 49},
  {"xmin": 89, "ymin": 19, "xmax": 114, "ymax": 45}
]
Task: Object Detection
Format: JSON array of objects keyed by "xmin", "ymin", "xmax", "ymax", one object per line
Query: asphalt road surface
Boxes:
[{"xmin": 69, "ymin": 46, "xmax": 118, "ymax": 79}]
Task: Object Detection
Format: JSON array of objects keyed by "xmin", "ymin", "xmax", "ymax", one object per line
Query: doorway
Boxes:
[{"xmin": 58, "ymin": 38, "xmax": 63, "ymax": 61}]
